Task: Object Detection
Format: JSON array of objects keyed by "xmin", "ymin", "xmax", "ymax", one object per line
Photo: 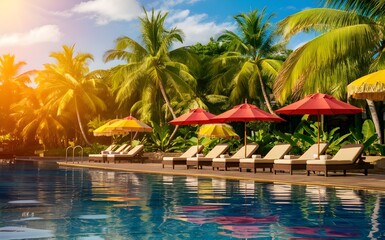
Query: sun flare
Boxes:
[{"xmin": 0, "ymin": 0, "xmax": 28, "ymax": 31}]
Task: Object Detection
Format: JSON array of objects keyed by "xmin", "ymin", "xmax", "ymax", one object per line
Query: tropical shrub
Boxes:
[
  {"xmin": 247, "ymin": 129, "xmax": 280, "ymax": 155},
  {"xmin": 146, "ymin": 122, "xmax": 173, "ymax": 152},
  {"xmin": 274, "ymin": 118, "xmax": 351, "ymax": 155},
  {"xmin": 348, "ymin": 119, "xmax": 378, "ymax": 155}
]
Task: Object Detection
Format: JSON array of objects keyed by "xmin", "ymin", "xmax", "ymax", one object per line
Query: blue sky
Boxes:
[{"xmin": 0, "ymin": 0, "xmax": 321, "ymax": 72}]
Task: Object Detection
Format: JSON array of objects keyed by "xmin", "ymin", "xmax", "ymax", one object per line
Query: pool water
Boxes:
[{"xmin": 0, "ymin": 161, "xmax": 384, "ymax": 239}]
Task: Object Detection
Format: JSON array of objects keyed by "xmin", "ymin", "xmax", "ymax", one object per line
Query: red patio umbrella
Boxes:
[
  {"xmin": 169, "ymin": 108, "xmax": 216, "ymax": 125},
  {"xmin": 169, "ymin": 108, "xmax": 216, "ymax": 153},
  {"xmin": 211, "ymin": 103, "xmax": 284, "ymax": 157},
  {"xmin": 275, "ymin": 93, "xmax": 363, "ymax": 157}
]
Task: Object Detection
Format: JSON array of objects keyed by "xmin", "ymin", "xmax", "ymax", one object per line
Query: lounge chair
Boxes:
[
  {"xmin": 108, "ymin": 144, "xmax": 145, "ymax": 163},
  {"xmin": 239, "ymin": 143, "xmax": 292, "ymax": 173},
  {"xmin": 88, "ymin": 144, "xmax": 131, "ymax": 162},
  {"xmin": 273, "ymin": 143, "xmax": 328, "ymax": 175},
  {"xmin": 306, "ymin": 144, "xmax": 373, "ymax": 177},
  {"xmin": 162, "ymin": 145, "xmax": 204, "ymax": 169},
  {"xmin": 101, "ymin": 144, "xmax": 118, "ymax": 154},
  {"xmin": 186, "ymin": 144, "xmax": 229, "ymax": 169},
  {"xmin": 212, "ymin": 144, "xmax": 259, "ymax": 171}
]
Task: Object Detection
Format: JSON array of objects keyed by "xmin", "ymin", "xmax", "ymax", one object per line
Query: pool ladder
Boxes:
[{"xmin": 66, "ymin": 145, "xmax": 83, "ymax": 163}]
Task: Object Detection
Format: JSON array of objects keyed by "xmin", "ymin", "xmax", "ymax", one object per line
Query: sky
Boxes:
[{"xmin": 0, "ymin": 0, "xmax": 321, "ymax": 72}]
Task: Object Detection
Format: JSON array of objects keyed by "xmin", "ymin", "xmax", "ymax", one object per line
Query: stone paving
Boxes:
[
  {"xmin": 12, "ymin": 156, "xmax": 385, "ymax": 191},
  {"xmin": 51, "ymin": 159, "xmax": 385, "ymax": 191}
]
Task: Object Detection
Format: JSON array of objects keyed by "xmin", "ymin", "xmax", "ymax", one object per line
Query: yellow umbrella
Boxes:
[
  {"xmin": 198, "ymin": 124, "xmax": 240, "ymax": 139},
  {"xmin": 105, "ymin": 116, "xmax": 152, "ymax": 133},
  {"xmin": 104, "ymin": 116, "xmax": 152, "ymax": 144},
  {"xmin": 347, "ymin": 69, "xmax": 385, "ymax": 101},
  {"xmin": 93, "ymin": 119, "xmax": 120, "ymax": 136}
]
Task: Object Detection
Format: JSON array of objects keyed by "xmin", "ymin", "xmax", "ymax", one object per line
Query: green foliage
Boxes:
[
  {"xmin": 87, "ymin": 116, "xmax": 108, "ymax": 133},
  {"xmin": 83, "ymin": 143, "xmax": 110, "ymax": 155},
  {"xmin": 0, "ymin": 134, "xmax": 15, "ymax": 142},
  {"xmin": 273, "ymin": 119, "xmax": 351, "ymax": 155},
  {"xmin": 274, "ymin": 6, "xmax": 382, "ymax": 104},
  {"xmin": 373, "ymin": 144, "xmax": 385, "ymax": 156},
  {"xmin": 146, "ymin": 122, "xmax": 172, "ymax": 152},
  {"xmin": 168, "ymin": 136, "xmax": 198, "ymax": 152},
  {"xmin": 146, "ymin": 122, "xmax": 198, "ymax": 153},
  {"xmin": 211, "ymin": 9, "xmax": 284, "ymax": 113},
  {"xmin": 190, "ymin": 38, "xmax": 229, "ymax": 58},
  {"xmin": 247, "ymin": 129, "xmax": 278, "ymax": 155},
  {"xmin": 348, "ymin": 119, "xmax": 378, "ymax": 154},
  {"xmin": 104, "ymin": 8, "xmax": 198, "ymax": 123},
  {"xmin": 197, "ymin": 137, "xmax": 241, "ymax": 155},
  {"xmin": 146, "ymin": 121, "xmax": 243, "ymax": 155}
]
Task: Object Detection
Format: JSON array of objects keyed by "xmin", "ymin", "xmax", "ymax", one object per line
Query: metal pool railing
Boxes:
[{"xmin": 65, "ymin": 146, "xmax": 83, "ymax": 163}]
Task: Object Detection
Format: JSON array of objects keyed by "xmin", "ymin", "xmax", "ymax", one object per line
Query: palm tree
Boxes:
[
  {"xmin": 104, "ymin": 8, "xmax": 197, "ymax": 124},
  {"xmin": 36, "ymin": 45, "xmax": 107, "ymax": 145},
  {"xmin": 210, "ymin": 9, "xmax": 285, "ymax": 113},
  {"xmin": 189, "ymin": 39, "xmax": 232, "ymax": 114},
  {"xmin": 273, "ymin": 1, "xmax": 385, "ymax": 142},
  {"xmin": 0, "ymin": 54, "xmax": 33, "ymax": 134},
  {"xmin": 12, "ymin": 87, "xmax": 67, "ymax": 148}
]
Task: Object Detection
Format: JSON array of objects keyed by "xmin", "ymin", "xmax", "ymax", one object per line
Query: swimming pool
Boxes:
[{"xmin": 0, "ymin": 161, "xmax": 384, "ymax": 239}]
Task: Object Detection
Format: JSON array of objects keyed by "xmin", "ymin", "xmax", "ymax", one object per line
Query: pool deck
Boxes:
[{"xmin": 15, "ymin": 157, "xmax": 385, "ymax": 191}]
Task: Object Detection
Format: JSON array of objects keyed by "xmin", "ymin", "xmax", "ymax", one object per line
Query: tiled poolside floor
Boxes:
[
  {"xmin": 48, "ymin": 159, "xmax": 385, "ymax": 191},
  {"xmin": 11, "ymin": 156, "xmax": 385, "ymax": 191}
]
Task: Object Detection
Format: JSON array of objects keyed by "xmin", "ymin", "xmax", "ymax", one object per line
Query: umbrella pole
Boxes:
[
  {"xmin": 244, "ymin": 122, "xmax": 247, "ymax": 158},
  {"xmin": 197, "ymin": 135, "xmax": 200, "ymax": 157},
  {"xmin": 317, "ymin": 114, "xmax": 320, "ymax": 158}
]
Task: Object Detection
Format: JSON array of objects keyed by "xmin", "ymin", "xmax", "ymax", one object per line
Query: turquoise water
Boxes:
[{"xmin": 0, "ymin": 161, "xmax": 384, "ymax": 239}]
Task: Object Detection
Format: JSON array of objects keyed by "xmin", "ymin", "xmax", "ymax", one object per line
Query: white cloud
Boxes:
[
  {"xmin": 151, "ymin": 0, "xmax": 202, "ymax": 9},
  {"xmin": 0, "ymin": 25, "xmax": 61, "ymax": 47},
  {"xmin": 71, "ymin": 0, "xmax": 142, "ymax": 25},
  {"xmin": 167, "ymin": 10, "xmax": 235, "ymax": 46},
  {"xmin": 166, "ymin": 9, "xmax": 190, "ymax": 22},
  {"xmin": 286, "ymin": 6, "xmax": 297, "ymax": 11}
]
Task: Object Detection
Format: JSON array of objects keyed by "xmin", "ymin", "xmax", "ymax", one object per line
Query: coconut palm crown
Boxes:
[
  {"xmin": 104, "ymin": 8, "xmax": 197, "ymax": 123},
  {"xmin": 210, "ymin": 8, "xmax": 284, "ymax": 113}
]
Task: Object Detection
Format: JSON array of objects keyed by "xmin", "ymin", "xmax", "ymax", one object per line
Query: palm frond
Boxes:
[
  {"xmin": 274, "ymin": 24, "xmax": 381, "ymax": 104},
  {"xmin": 278, "ymin": 8, "xmax": 374, "ymax": 40}
]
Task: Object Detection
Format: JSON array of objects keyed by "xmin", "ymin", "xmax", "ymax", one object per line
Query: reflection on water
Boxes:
[{"xmin": 0, "ymin": 161, "xmax": 384, "ymax": 239}]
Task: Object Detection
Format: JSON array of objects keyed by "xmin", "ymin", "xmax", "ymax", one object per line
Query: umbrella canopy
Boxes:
[
  {"xmin": 198, "ymin": 124, "xmax": 240, "ymax": 139},
  {"xmin": 169, "ymin": 108, "xmax": 216, "ymax": 155},
  {"xmin": 212, "ymin": 103, "xmax": 284, "ymax": 122},
  {"xmin": 93, "ymin": 119, "xmax": 120, "ymax": 136},
  {"xmin": 275, "ymin": 93, "xmax": 362, "ymax": 157},
  {"xmin": 169, "ymin": 108, "xmax": 216, "ymax": 125},
  {"xmin": 347, "ymin": 69, "xmax": 385, "ymax": 101},
  {"xmin": 104, "ymin": 116, "xmax": 152, "ymax": 143},
  {"xmin": 106, "ymin": 116, "xmax": 152, "ymax": 133},
  {"xmin": 276, "ymin": 93, "xmax": 363, "ymax": 115},
  {"xmin": 212, "ymin": 103, "xmax": 284, "ymax": 157}
]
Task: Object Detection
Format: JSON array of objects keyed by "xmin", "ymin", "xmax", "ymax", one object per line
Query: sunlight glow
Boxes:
[{"xmin": 0, "ymin": 0, "xmax": 30, "ymax": 32}]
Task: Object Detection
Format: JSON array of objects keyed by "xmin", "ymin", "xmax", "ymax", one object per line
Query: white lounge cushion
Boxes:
[
  {"xmin": 187, "ymin": 157, "xmax": 212, "ymax": 161},
  {"xmin": 240, "ymin": 158, "xmax": 274, "ymax": 163},
  {"xmin": 274, "ymin": 159, "xmax": 309, "ymax": 164},
  {"xmin": 307, "ymin": 159, "xmax": 353, "ymax": 165},
  {"xmin": 212, "ymin": 158, "xmax": 239, "ymax": 163},
  {"xmin": 89, "ymin": 154, "xmax": 103, "ymax": 157},
  {"xmin": 163, "ymin": 157, "xmax": 188, "ymax": 161}
]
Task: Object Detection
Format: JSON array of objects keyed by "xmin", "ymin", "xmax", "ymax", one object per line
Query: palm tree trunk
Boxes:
[
  {"xmin": 367, "ymin": 99, "xmax": 382, "ymax": 144},
  {"xmin": 158, "ymin": 79, "xmax": 179, "ymax": 141},
  {"xmin": 256, "ymin": 69, "xmax": 275, "ymax": 114},
  {"xmin": 75, "ymin": 98, "xmax": 91, "ymax": 145}
]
